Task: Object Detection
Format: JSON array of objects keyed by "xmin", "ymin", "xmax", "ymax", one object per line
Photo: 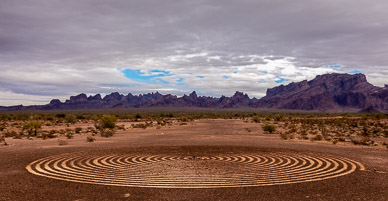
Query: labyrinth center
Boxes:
[{"xmin": 26, "ymin": 150, "xmax": 365, "ymax": 188}]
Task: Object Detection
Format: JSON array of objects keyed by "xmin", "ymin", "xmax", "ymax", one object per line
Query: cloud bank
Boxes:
[{"xmin": 0, "ymin": 0, "xmax": 387, "ymax": 105}]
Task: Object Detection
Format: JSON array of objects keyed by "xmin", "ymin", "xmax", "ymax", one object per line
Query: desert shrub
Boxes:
[
  {"xmin": 262, "ymin": 123, "xmax": 276, "ymax": 134},
  {"xmin": 23, "ymin": 121, "xmax": 41, "ymax": 137},
  {"xmin": 4, "ymin": 130, "xmax": 18, "ymax": 138},
  {"xmin": 265, "ymin": 115, "xmax": 271, "ymax": 121},
  {"xmin": 58, "ymin": 139, "xmax": 68, "ymax": 146},
  {"xmin": 75, "ymin": 127, "xmax": 83, "ymax": 133},
  {"xmin": 132, "ymin": 123, "xmax": 148, "ymax": 129},
  {"xmin": 13, "ymin": 131, "xmax": 23, "ymax": 139},
  {"xmin": 65, "ymin": 114, "xmax": 77, "ymax": 124},
  {"xmin": 42, "ymin": 132, "xmax": 57, "ymax": 140},
  {"xmin": 0, "ymin": 123, "xmax": 6, "ymax": 131},
  {"xmin": 331, "ymin": 139, "xmax": 339, "ymax": 144},
  {"xmin": 135, "ymin": 114, "xmax": 142, "ymax": 119},
  {"xmin": 97, "ymin": 115, "xmax": 117, "ymax": 137},
  {"xmin": 280, "ymin": 132, "xmax": 288, "ymax": 140},
  {"xmin": 65, "ymin": 133, "xmax": 74, "ymax": 139},
  {"xmin": 179, "ymin": 117, "xmax": 189, "ymax": 122},
  {"xmin": 76, "ymin": 114, "xmax": 86, "ymax": 120},
  {"xmin": 55, "ymin": 113, "xmax": 66, "ymax": 118},
  {"xmin": 383, "ymin": 130, "xmax": 388, "ymax": 138},
  {"xmin": 100, "ymin": 115, "xmax": 117, "ymax": 130},
  {"xmin": 101, "ymin": 130, "xmax": 114, "ymax": 137},
  {"xmin": 86, "ymin": 136, "xmax": 96, "ymax": 142},
  {"xmin": 167, "ymin": 113, "xmax": 174, "ymax": 118},
  {"xmin": 351, "ymin": 139, "xmax": 361, "ymax": 145},
  {"xmin": 311, "ymin": 135, "xmax": 323, "ymax": 141},
  {"xmin": 274, "ymin": 114, "xmax": 284, "ymax": 121},
  {"xmin": 116, "ymin": 125, "xmax": 126, "ymax": 130},
  {"xmin": 300, "ymin": 130, "xmax": 309, "ymax": 140},
  {"xmin": 252, "ymin": 116, "xmax": 261, "ymax": 123}
]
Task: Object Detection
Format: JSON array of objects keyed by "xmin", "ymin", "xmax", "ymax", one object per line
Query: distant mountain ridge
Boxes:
[
  {"xmin": 253, "ymin": 73, "xmax": 388, "ymax": 110},
  {"xmin": 1, "ymin": 73, "xmax": 387, "ymax": 111}
]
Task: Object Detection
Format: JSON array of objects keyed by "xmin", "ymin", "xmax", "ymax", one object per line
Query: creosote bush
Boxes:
[
  {"xmin": 98, "ymin": 115, "xmax": 117, "ymax": 137},
  {"xmin": 23, "ymin": 121, "xmax": 41, "ymax": 137},
  {"xmin": 262, "ymin": 123, "xmax": 276, "ymax": 134},
  {"xmin": 65, "ymin": 114, "xmax": 77, "ymax": 124}
]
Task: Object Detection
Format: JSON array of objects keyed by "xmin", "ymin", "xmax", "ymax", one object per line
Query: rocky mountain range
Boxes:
[{"xmin": 1, "ymin": 73, "xmax": 387, "ymax": 112}]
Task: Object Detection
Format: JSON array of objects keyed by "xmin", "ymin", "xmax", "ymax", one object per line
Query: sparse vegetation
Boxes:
[
  {"xmin": 262, "ymin": 123, "xmax": 276, "ymax": 134},
  {"xmin": 0, "ymin": 110, "xmax": 386, "ymax": 148},
  {"xmin": 23, "ymin": 121, "xmax": 41, "ymax": 137}
]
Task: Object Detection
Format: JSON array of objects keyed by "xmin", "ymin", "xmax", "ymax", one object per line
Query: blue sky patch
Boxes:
[
  {"xmin": 119, "ymin": 68, "xmax": 170, "ymax": 84},
  {"xmin": 349, "ymin": 69, "xmax": 364, "ymax": 74},
  {"xmin": 223, "ymin": 75, "xmax": 230, "ymax": 79},
  {"xmin": 197, "ymin": 76, "xmax": 205, "ymax": 79},
  {"xmin": 275, "ymin": 77, "xmax": 289, "ymax": 84}
]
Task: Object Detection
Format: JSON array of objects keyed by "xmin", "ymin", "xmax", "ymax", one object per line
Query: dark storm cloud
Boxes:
[{"xmin": 0, "ymin": 0, "xmax": 387, "ymax": 105}]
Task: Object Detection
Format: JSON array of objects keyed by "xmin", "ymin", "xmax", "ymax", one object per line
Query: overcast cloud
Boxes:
[{"xmin": 0, "ymin": 0, "xmax": 387, "ymax": 105}]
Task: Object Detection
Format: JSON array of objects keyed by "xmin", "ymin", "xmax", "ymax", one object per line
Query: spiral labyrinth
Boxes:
[{"xmin": 26, "ymin": 151, "xmax": 365, "ymax": 188}]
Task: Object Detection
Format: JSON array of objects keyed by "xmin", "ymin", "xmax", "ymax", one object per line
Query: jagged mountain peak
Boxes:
[{"xmin": 256, "ymin": 73, "xmax": 387, "ymax": 110}]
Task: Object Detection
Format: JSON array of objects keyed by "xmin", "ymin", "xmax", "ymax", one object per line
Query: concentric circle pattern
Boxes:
[{"xmin": 26, "ymin": 151, "xmax": 365, "ymax": 188}]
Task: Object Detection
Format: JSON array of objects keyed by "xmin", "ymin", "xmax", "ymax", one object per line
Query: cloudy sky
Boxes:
[{"xmin": 1, "ymin": 0, "xmax": 388, "ymax": 106}]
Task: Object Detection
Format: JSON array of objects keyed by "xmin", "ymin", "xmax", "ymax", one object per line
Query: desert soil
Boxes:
[{"xmin": 0, "ymin": 119, "xmax": 387, "ymax": 201}]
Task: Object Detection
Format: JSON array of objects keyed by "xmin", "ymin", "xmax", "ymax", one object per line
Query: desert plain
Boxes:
[{"xmin": 0, "ymin": 112, "xmax": 388, "ymax": 201}]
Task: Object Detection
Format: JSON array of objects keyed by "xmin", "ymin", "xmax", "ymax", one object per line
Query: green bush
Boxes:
[
  {"xmin": 23, "ymin": 121, "xmax": 41, "ymax": 137},
  {"xmin": 98, "ymin": 115, "xmax": 117, "ymax": 137},
  {"xmin": 262, "ymin": 123, "xmax": 276, "ymax": 134},
  {"xmin": 100, "ymin": 115, "xmax": 117, "ymax": 130},
  {"xmin": 65, "ymin": 114, "xmax": 77, "ymax": 124}
]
